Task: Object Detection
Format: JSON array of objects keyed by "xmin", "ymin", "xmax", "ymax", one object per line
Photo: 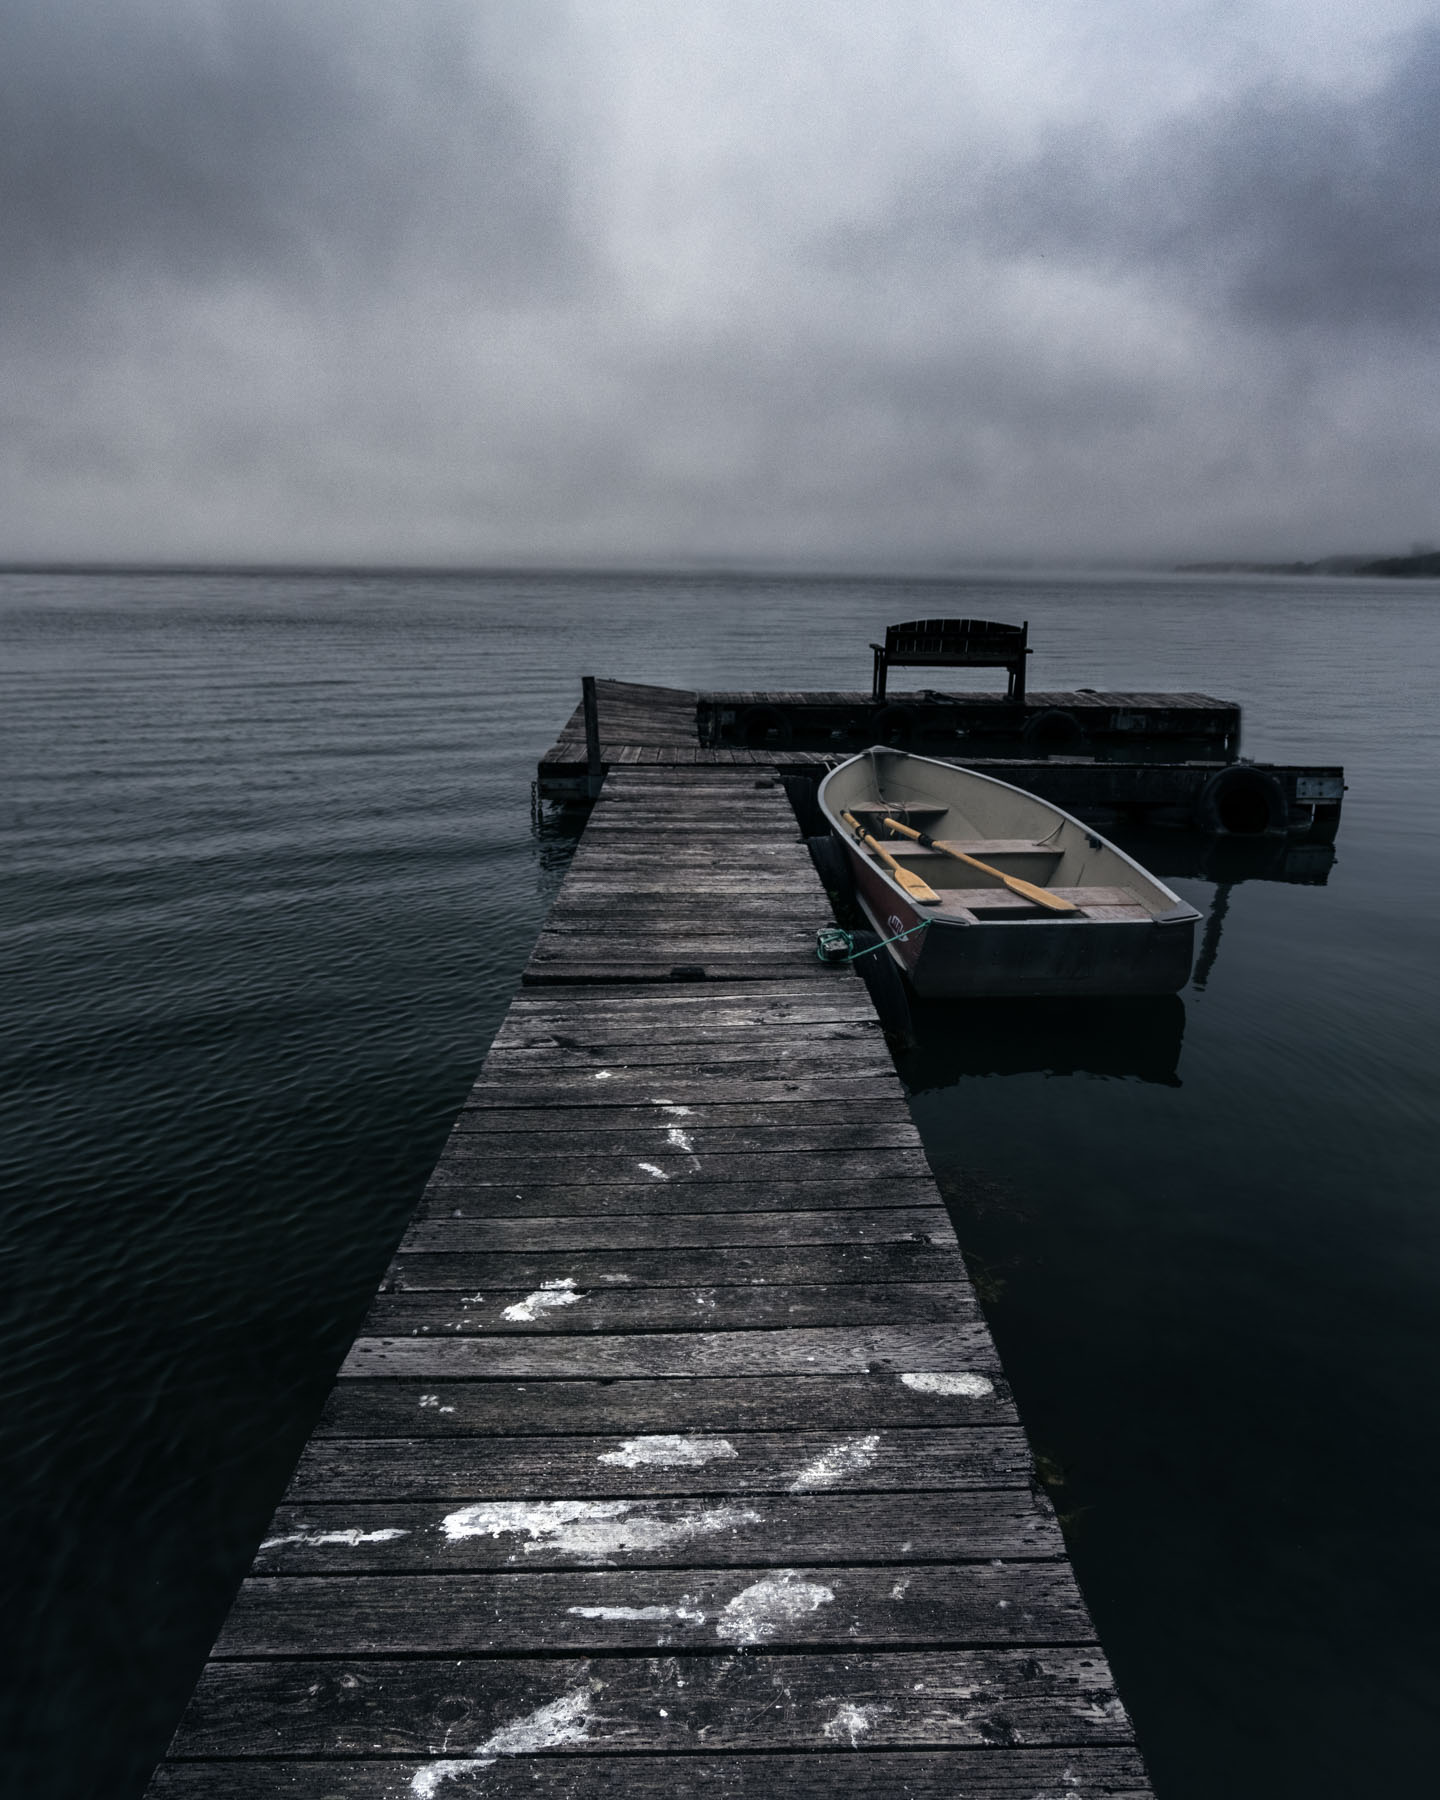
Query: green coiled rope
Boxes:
[{"xmin": 815, "ymin": 918, "xmax": 931, "ymax": 964}]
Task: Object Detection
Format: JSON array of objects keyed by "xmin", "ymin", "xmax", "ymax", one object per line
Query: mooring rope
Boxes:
[{"xmin": 815, "ymin": 918, "xmax": 931, "ymax": 964}]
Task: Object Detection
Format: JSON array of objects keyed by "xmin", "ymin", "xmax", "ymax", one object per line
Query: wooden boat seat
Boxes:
[
  {"xmin": 1054, "ymin": 888, "xmax": 1155, "ymax": 919},
  {"xmin": 891, "ymin": 839, "xmax": 1059, "ymax": 860},
  {"xmin": 935, "ymin": 885, "xmax": 1151, "ymax": 921},
  {"xmin": 847, "ymin": 804, "xmax": 948, "ymax": 829}
]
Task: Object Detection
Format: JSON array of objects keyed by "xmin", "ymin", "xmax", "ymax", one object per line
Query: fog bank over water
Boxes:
[{"xmin": 3, "ymin": 1, "xmax": 1438, "ymax": 566}]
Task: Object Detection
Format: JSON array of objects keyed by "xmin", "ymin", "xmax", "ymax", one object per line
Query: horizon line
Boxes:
[{"xmin": 0, "ymin": 554, "xmax": 1398, "ymax": 582}]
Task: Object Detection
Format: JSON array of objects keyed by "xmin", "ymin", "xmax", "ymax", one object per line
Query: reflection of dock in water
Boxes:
[
  {"xmin": 1111, "ymin": 828, "xmax": 1337, "ymax": 888},
  {"xmin": 1193, "ymin": 886, "xmax": 1231, "ymax": 993}
]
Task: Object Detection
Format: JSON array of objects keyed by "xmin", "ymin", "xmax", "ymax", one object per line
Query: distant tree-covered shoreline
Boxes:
[{"xmin": 1180, "ymin": 550, "xmax": 1440, "ymax": 578}]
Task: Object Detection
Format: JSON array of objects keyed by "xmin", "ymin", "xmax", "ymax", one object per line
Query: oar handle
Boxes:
[{"xmin": 842, "ymin": 810, "xmax": 903, "ymax": 872}]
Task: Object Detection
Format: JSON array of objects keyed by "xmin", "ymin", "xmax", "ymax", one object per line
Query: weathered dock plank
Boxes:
[
  {"xmin": 487, "ymin": 1024, "xmax": 880, "ymax": 1058},
  {"xmin": 456, "ymin": 1088, "xmax": 907, "ymax": 1117},
  {"xmin": 146, "ymin": 764, "xmax": 1152, "ymax": 1799},
  {"xmin": 214, "ymin": 1561, "xmax": 1093, "ymax": 1656},
  {"xmin": 318, "ymin": 1371, "xmax": 1018, "ymax": 1438},
  {"xmin": 383, "ymin": 1240, "xmax": 967, "ymax": 1290},
  {"xmin": 339, "ymin": 1321, "xmax": 1003, "ymax": 1379},
  {"xmin": 150, "ymin": 1749, "xmax": 1155, "ymax": 1798},
  {"xmin": 414, "ymin": 1178, "xmax": 945, "ymax": 1218},
  {"xmin": 166, "ymin": 1646, "xmax": 1126, "ymax": 1753},
  {"xmin": 415, "ymin": 1174, "xmax": 945, "ymax": 1217},
  {"xmin": 423, "ymin": 1147, "xmax": 937, "ymax": 1189},
  {"xmin": 496, "ymin": 1001, "xmax": 872, "ymax": 1026},
  {"xmin": 362, "ymin": 1282, "xmax": 977, "ymax": 1335},
  {"xmin": 398, "ymin": 1204, "xmax": 952, "ymax": 1252},
  {"xmin": 282, "ymin": 1428, "xmax": 1034, "ymax": 1502},
  {"xmin": 251, "ymin": 1490, "xmax": 1058, "ymax": 1573}
]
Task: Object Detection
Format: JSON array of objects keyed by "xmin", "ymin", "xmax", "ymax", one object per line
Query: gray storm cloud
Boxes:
[
  {"xmin": 1, "ymin": 1, "xmax": 1437, "ymax": 564},
  {"xmin": 960, "ymin": 26, "xmax": 1440, "ymax": 335},
  {"xmin": 0, "ymin": 0, "xmax": 583, "ymax": 314}
]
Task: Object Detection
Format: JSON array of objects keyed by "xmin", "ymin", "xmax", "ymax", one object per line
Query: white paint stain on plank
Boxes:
[
  {"xmin": 636, "ymin": 1162, "xmax": 670, "ymax": 1180},
  {"xmin": 598, "ymin": 1434, "xmax": 738, "ymax": 1469},
  {"xmin": 501, "ymin": 1279, "xmax": 582, "ymax": 1323},
  {"xmin": 449, "ymin": 1689, "xmax": 594, "ymax": 1758},
  {"xmin": 566, "ymin": 1602, "xmax": 705, "ymax": 1623},
  {"xmin": 788, "ymin": 1434, "xmax": 880, "ymax": 1491},
  {"xmin": 901, "ymin": 1371, "xmax": 995, "ymax": 1397},
  {"xmin": 411, "ymin": 1760, "xmax": 485, "ymax": 1797},
  {"xmin": 665, "ymin": 1125, "xmax": 696, "ymax": 1153},
  {"xmin": 439, "ymin": 1498, "xmax": 758, "ymax": 1559},
  {"xmin": 259, "ymin": 1527, "xmax": 409, "ymax": 1550},
  {"xmin": 715, "ymin": 1569, "xmax": 835, "ymax": 1644},
  {"xmin": 822, "ymin": 1702, "xmax": 884, "ymax": 1746},
  {"xmin": 410, "ymin": 1688, "xmax": 593, "ymax": 1795}
]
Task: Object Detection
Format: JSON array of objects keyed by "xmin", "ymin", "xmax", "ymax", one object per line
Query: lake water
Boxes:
[{"xmin": 3, "ymin": 568, "xmax": 1438, "ymax": 1799}]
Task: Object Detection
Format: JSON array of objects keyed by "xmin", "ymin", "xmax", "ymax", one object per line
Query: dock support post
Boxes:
[{"xmin": 582, "ymin": 674, "xmax": 604, "ymax": 798}]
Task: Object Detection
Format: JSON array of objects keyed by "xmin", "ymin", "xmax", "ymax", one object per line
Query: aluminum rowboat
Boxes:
[{"xmin": 819, "ymin": 748, "xmax": 1201, "ymax": 997}]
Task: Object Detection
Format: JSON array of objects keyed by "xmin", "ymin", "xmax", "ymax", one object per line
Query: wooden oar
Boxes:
[
  {"xmin": 839, "ymin": 811, "xmax": 940, "ymax": 904},
  {"xmin": 881, "ymin": 816, "xmax": 1078, "ymax": 913}
]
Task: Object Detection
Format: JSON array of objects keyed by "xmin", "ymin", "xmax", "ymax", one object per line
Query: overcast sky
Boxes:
[{"xmin": 3, "ymin": 0, "xmax": 1438, "ymax": 566}]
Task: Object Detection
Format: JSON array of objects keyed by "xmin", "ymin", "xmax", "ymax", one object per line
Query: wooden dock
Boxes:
[
  {"xmin": 147, "ymin": 766, "xmax": 1153, "ymax": 1798},
  {"xmin": 537, "ymin": 679, "xmax": 1344, "ymax": 842},
  {"xmin": 696, "ymin": 686, "xmax": 1241, "ymax": 754}
]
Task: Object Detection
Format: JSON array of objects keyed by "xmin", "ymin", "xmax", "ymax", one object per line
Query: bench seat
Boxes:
[
  {"xmin": 891, "ymin": 839, "xmax": 1060, "ymax": 859},
  {"xmin": 933, "ymin": 885, "xmax": 1150, "ymax": 921}
]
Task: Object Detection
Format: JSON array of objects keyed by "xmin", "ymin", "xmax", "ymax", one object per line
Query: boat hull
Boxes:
[{"xmin": 850, "ymin": 859, "xmax": 1195, "ymax": 996}]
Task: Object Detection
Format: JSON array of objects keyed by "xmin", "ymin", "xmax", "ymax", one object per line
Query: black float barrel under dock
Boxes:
[{"xmin": 146, "ymin": 766, "xmax": 1153, "ymax": 1797}]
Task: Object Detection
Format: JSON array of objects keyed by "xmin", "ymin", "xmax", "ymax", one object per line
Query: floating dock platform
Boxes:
[
  {"xmin": 538, "ymin": 679, "xmax": 1344, "ymax": 840},
  {"xmin": 147, "ymin": 764, "xmax": 1154, "ymax": 1798}
]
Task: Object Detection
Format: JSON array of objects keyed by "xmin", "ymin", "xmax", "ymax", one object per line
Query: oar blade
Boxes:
[
  {"xmin": 999, "ymin": 873, "xmax": 1077, "ymax": 912},
  {"xmin": 842, "ymin": 812, "xmax": 940, "ymax": 904},
  {"xmin": 914, "ymin": 829, "xmax": 1078, "ymax": 914},
  {"xmin": 892, "ymin": 867, "xmax": 941, "ymax": 905}
]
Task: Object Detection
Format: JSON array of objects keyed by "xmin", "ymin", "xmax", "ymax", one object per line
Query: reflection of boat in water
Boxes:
[
  {"xmin": 818, "ymin": 748, "xmax": 1201, "ymax": 998},
  {"xmin": 898, "ymin": 994, "xmax": 1186, "ymax": 1089}
]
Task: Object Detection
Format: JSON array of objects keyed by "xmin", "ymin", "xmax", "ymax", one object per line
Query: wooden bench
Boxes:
[{"xmin": 871, "ymin": 618, "xmax": 1030, "ymax": 702}]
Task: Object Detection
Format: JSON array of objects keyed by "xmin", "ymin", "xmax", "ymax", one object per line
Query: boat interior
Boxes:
[{"xmin": 826, "ymin": 756, "xmax": 1180, "ymax": 923}]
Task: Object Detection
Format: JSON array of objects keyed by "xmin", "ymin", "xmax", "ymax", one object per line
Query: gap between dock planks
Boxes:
[{"xmin": 148, "ymin": 765, "xmax": 1153, "ymax": 1800}]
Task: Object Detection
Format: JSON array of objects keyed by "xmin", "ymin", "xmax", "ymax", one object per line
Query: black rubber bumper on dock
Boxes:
[{"xmin": 146, "ymin": 768, "xmax": 1153, "ymax": 1799}]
